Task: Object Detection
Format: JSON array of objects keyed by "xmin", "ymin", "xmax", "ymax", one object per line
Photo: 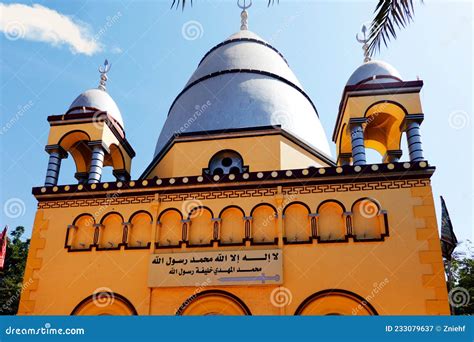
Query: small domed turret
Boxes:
[{"xmin": 346, "ymin": 60, "xmax": 403, "ymax": 86}]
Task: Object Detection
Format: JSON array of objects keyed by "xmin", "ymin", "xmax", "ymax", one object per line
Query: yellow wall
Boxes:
[
  {"xmin": 148, "ymin": 134, "xmax": 331, "ymax": 179},
  {"xmin": 18, "ymin": 179, "xmax": 449, "ymax": 315}
]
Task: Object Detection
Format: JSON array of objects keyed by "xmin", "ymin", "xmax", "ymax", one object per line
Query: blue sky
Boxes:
[{"xmin": 0, "ymin": 0, "xmax": 472, "ymax": 246}]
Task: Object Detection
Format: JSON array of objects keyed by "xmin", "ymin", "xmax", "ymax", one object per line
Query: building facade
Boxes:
[{"xmin": 18, "ymin": 14, "xmax": 450, "ymax": 315}]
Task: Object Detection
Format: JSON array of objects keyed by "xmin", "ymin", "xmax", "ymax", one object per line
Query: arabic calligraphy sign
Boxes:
[{"xmin": 148, "ymin": 249, "xmax": 283, "ymax": 287}]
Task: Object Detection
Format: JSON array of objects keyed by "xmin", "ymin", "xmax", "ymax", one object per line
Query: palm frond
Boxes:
[
  {"xmin": 368, "ymin": 0, "xmax": 421, "ymax": 56},
  {"xmin": 171, "ymin": 0, "xmax": 193, "ymax": 10}
]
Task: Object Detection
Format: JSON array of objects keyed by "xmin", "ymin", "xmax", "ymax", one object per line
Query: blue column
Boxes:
[
  {"xmin": 349, "ymin": 119, "xmax": 367, "ymax": 166},
  {"xmin": 88, "ymin": 144, "xmax": 105, "ymax": 184},
  {"xmin": 406, "ymin": 121, "xmax": 424, "ymax": 162},
  {"xmin": 402, "ymin": 114, "xmax": 424, "ymax": 162},
  {"xmin": 44, "ymin": 146, "xmax": 67, "ymax": 186}
]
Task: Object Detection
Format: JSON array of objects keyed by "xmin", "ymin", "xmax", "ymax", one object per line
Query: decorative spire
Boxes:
[
  {"xmin": 237, "ymin": 0, "xmax": 252, "ymax": 30},
  {"xmin": 98, "ymin": 59, "xmax": 111, "ymax": 91},
  {"xmin": 356, "ymin": 24, "xmax": 371, "ymax": 63}
]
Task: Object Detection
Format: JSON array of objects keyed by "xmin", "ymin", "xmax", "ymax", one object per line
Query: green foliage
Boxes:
[
  {"xmin": 0, "ymin": 226, "xmax": 30, "ymax": 315},
  {"xmin": 449, "ymin": 241, "xmax": 474, "ymax": 315},
  {"xmin": 367, "ymin": 0, "xmax": 422, "ymax": 56}
]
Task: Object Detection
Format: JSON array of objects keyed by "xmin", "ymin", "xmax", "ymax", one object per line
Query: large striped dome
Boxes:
[{"xmin": 154, "ymin": 30, "xmax": 331, "ymax": 157}]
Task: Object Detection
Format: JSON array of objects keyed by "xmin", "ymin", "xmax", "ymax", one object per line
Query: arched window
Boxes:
[
  {"xmin": 188, "ymin": 207, "xmax": 213, "ymax": 246},
  {"xmin": 128, "ymin": 211, "xmax": 152, "ymax": 248},
  {"xmin": 352, "ymin": 198, "xmax": 383, "ymax": 240},
  {"xmin": 157, "ymin": 209, "xmax": 182, "ymax": 247},
  {"xmin": 219, "ymin": 206, "xmax": 245, "ymax": 245},
  {"xmin": 317, "ymin": 201, "xmax": 347, "ymax": 242},
  {"xmin": 70, "ymin": 214, "xmax": 95, "ymax": 250},
  {"xmin": 99, "ymin": 213, "xmax": 124, "ymax": 249},
  {"xmin": 283, "ymin": 203, "xmax": 311, "ymax": 243},
  {"xmin": 251, "ymin": 204, "xmax": 277, "ymax": 244},
  {"xmin": 177, "ymin": 290, "xmax": 251, "ymax": 316},
  {"xmin": 71, "ymin": 292, "xmax": 137, "ymax": 315},
  {"xmin": 295, "ymin": 289, "xmax": 378, "ymax": 315},
  {"xmin": 206, "ymin": 150, "xmax": 247, "ymax": 176}
]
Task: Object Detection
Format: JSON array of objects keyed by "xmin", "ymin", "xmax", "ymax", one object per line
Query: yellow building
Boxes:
[{"xmin": 19, "ymin": 12, "xmax": 449, "ymax": 316}]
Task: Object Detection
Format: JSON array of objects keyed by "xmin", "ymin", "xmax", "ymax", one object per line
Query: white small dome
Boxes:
[
  {"xmin": 346, "ymin": 60, "xmax": 402, "ymax": 86},
  {"xmin": 67, "ymin": 88, "xmax": 124, "ymax": 129}
]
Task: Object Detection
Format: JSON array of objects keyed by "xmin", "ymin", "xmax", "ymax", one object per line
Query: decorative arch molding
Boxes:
[
  {"xmin": 56, "ymin": 130, "xmax": 92, "ymax": 176},
  {"xmin": 127, "ymin": 210, "xmax": 153, "ymax": 249},
  {"xmin": 282, "ymin": 201, "xmax": 311, "ymax": 216},
  {"xmin": 128, "ymin": 210, "xmax": 153, "ymax": 223},
  {"xmin": 98, "ymin": 212, "xmax": 125, "ymax": 250},
  {"xmin": 316, "ymin": 199, "xmax": 347, "ymax": 214},
  {"xmin": 363, "ymin": 99, "xmax": 409, "ymax": 118},
  {"xmin": 316, "ymin": 200, "xmax": 348, "ymax": 243},
  {"xmin": 72, "ymin": 213, "xmax": 95, "ymax": 226},
  {"xmin": 363, "ymin": 100, "xmax": 409, "ymax": 158},
  {"xmin": 218, "ymin": 205, "xmax": 246, "ymax": 246},
  {"xmin": 282, "ymin": 202, "xmax": 312, "ymax": 245},
  {"xmin": 218, "ymin": 205, "xmax": 246, "ymax": 218},
  {"xmin": 157, "ymin": 208, "xmax": 184, "ymax": 249},
  {"xmin": 351, "ymin": 197, "xmax": 389, "ymax": 241},
  {"xmin": 294, "ymin": 289, "xmax": 378, "ymax": 316},
  {"xmin": 250, "ymin": 202, "xmax": 278, "ymax": 217},
  {"xmin": 187, "ymin": 206, "xmax": 214, "ymax": 247},
  {"xmin": 187, "ymin": 206, "xmax": 214, "ymax": 220},
  {"xmin": 204, "ymin": 149, "xmax": 248, "ymax": 176},
  {"xmin": 66, "ymin": 214, "xmax": 96, "ymax": 251},
  {"xmin": 71, "ymin": 292, "xmax": 138, "ymax": 316},
  {"xmin": 157, "ymin": 208, "xmax": 183, "ymax": 222},
  {"xmin": 250, "ymin": 203, "xmax": 279, "ymax": 245},
  {"xmin": 99, "ymin": 211, "xmax": 125, "ymax": 225},
  {"xmin": 57, "ymin": 130, "xmax": 92, "ymax": 148},
  {"xmin": 176, "ymin": 290, "xmax": 252, "ymax": 316}
]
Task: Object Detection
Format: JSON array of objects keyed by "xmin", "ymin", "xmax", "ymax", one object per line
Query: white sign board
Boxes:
[{"xmin": 148, "ymin": 249, "xmax": 283, "ymax": 287}]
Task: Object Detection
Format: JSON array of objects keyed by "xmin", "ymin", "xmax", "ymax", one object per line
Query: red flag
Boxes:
[{"xmin": 0, "ymin": 226, "xmax": 7, "ymax": 270}]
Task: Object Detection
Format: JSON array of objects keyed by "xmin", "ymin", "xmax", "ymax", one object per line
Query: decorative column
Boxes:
[
  {"xmin": 88, "ymin": 142, "xmax": 106, "ymax": 184},
  {"xmin": 309, "ymin": 213, "xmax": 319, "ymax": 239},
  {"xmin": 211, "ymin": 218, "xmax": 221, "ymax": 242},
  {"xmin": 383, "ymin": 150, "xmax": 403, "ymax": 163},
  {"xmin": 74, "ymin": 172, "xmax": 89, "ymax": 185},
  {"xmin": 338, "ymin": 153, "xmax": 352, "ymax": 166},
  {"xmin": 44, "ymin": 145, "xmax": 68, "ymax": 187},
  {"xmin": 402, "ymin": 114, "xmax": 424, "ymax": 162},
  {"xmin": 349, "ymin": 118, "xmax": 367, "ymax": 166}
]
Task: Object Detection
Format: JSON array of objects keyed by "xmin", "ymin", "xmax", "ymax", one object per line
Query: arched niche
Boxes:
[
  {"xmin": 98, "ymin": 213, "xmax": 124, "ymax": 249},
  {"xmin": 71, "ymin": 292, "xmax": 137, "ymax": 315},
  {"xmin": 205, "ymin": 150, "xmax": 247, "ymax": 176},
  {"xmin": 317, "ymin": 200, "xmax": 347, "ymax": 242},
  {"xmin": 283, "ymin": 202, "xmax": 311, "ymax": 243},
  {"xmin": 295, "ymin": 289, "xmax": 378, "ymax": 316},
  {"xmin": 351, "ymin": 198, "xmax": 385, "ymax": 241},
  {"xmin": 157, "ymin": 209, "xmax": 182, "ymax": 247},
  {"xmin": 188, "ymin": 207, "xmax": 213, "ymax": 246},
  {"xmin": 176, "ymin": 290, "xmax": 251, "ymax": 316},
  {"xmin": 250, "ymin": 204, "xmax": 278, "ymax": 245},
  {"xmin": 363, "ymin": 101, "xmax": 407, "ymax": 159},
  {"xmin": 70, "ymin": 214, "xmax": 95, "ymax": 250},
  {"xmin": 219, "ymin": 206, "xmax": 245, "ymax": 245},
  {"xmin": 128, "ymin": 211, "xmax": 152, "ymax": 248},
  {"xmin": 57, "ymin": 130, "xmax": 92, "ymax": 175}
]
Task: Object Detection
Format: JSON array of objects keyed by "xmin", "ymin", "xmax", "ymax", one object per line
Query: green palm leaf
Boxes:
[{"xmin": 367, "ymin": 0, "xmax": 421, "ymax": 56}]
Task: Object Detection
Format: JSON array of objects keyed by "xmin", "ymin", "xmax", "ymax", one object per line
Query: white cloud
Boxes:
[{"xmin": 0, "ymin": 3, "xmax": 101, "ymax": 55}]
